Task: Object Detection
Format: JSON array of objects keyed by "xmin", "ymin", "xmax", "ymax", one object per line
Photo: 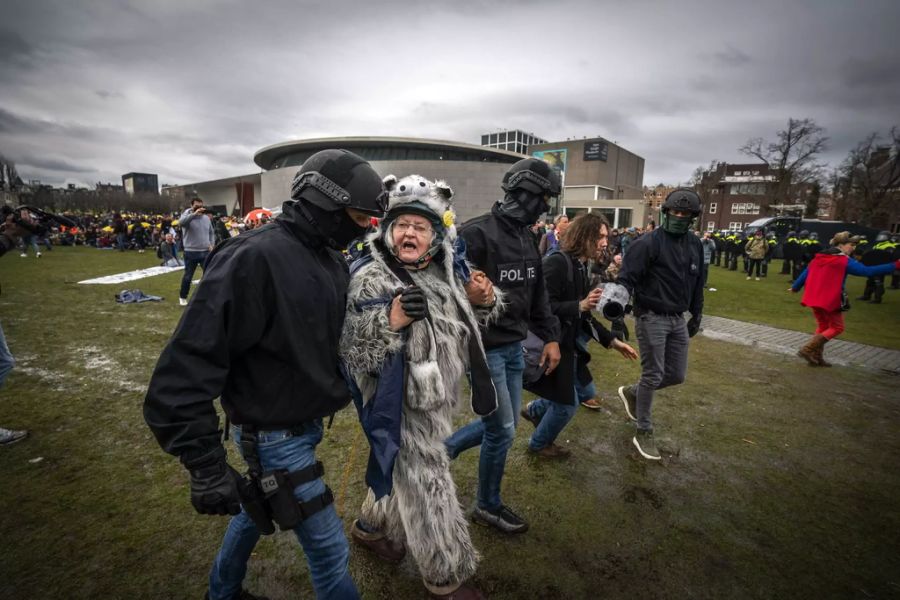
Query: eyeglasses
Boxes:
[{"xmin": 393, "ymin": 221, "xmax": 433, "ymax": 236}]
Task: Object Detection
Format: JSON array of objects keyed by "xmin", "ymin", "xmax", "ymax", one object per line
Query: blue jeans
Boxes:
[
  {"xmin": 180, "ymin": 250, "xmax": 209, "ymax": 300},
  {"xmin": 209, "ymin": 421, "xmax": 358, "ymax": 600},
  {"xmin": 0, "ymin": 321, "xmax": 14, "ymax": 388},
  {"xmin": 116, "ymin": 232, "xmax": 127, "ymax": 251},
  {"xmin": 21, "ymin": 235, "xmax": 39, "ymax": 256},
  {"xmin": 526, "ymin": 335, "xmax": 596, "ymax": 450},
  {"xmin": 445, "ymin": 341, "xmax": 524, "ymax": 511}
]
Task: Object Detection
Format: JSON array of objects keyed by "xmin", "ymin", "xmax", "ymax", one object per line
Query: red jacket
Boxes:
[
  {"xmin": 799, "ymin": 253, "xmax": 847, "ymax": 311},
  {"xmin": 795, "ymin": 249, "xmax": 898, "ymax": 311}
]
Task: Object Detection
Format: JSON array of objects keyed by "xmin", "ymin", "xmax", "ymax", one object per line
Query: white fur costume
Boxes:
[{"xmin": 340, "ymin": 175, "xmax": 503, "ymax": 587}]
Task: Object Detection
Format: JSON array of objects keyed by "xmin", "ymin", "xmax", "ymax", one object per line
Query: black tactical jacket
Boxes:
[
  {"xmin": 144, "ymin": 203, "xmax": 351, "ymax": 463},
  {"xmin": 618, "ymin": 227, "xmax": 704, "ymax": 318},
  {"xmin": 459, "ymin": 203, "xmax": 560, "ymax": 349}
]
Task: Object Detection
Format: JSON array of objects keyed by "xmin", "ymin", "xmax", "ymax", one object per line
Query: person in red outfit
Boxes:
[{"xmin": 790, "ymin": 231, "xmax": 899, "ymax": 366}]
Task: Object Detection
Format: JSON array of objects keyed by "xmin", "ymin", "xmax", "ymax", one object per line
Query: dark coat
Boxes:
[
  {"xmin": 526, "ymin": 251, "xmax": 615, "ymax": 405},
  {"xmin": 459, "ymin": 203, "xmax": 560, "ymax": 349},
  {"xmin": 143, "ymin": 202, "xmax": 352, "ymax": 463}
]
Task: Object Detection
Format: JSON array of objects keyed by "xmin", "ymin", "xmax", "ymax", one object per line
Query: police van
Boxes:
[{"xmin": 743, "ymin": 217, "xmax": 879, "ymax": 258}]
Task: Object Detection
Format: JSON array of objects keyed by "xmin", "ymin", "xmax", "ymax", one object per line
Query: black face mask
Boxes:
[
  {"xmin": 329, "ymin": 209, "xmax": 368, "ymax": 250},
  {"xmin": 299, "ymin": 202, "xmax": 367, "ymax": 250},
  {"xmin": 498, "ymin": 190, "xmax": 548, "ymax": 225}
]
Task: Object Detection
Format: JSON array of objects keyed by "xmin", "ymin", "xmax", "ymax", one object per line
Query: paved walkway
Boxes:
[{"xmin": 700, "ymin": 314, "xmax": 900, "ymax": 375}]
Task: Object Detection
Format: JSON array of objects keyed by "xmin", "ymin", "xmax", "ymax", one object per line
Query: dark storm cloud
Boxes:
[
  {"xmin": 17, "ymin": 155, "xmax": 94, "ymax": 173},
  {"xmin": 0, "ymin": 0, "xmax": 898, "ymax": 187}
]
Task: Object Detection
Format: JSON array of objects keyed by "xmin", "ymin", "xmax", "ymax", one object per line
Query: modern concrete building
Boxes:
[
  {"xmin": 528, "ymin": 137, "xmax": 646, "ymax": 229},
  {"xmin": 254, "ymin": 137, "xmax": 525, "ymax": 222},
  {"xmin": 122, "ymin": 172, "xmax": 159, "ymax": 195},
  {"xmin": 480, "ymin": 129, "xmax": 547, "ymax": 155}
]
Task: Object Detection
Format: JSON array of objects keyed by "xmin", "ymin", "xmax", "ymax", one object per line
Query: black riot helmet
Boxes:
[
  {"xmin": 875, "ymin": 230, "xmax": 890, "ymax": 243},
  {"xmin": 290, "ymin": 149, "xmax": 387, "ymax": 217},
  {"xmin": 787, "ymin": 230, "xmax": 796, "ymax": 238},
  {"xmin": 501, "ymin": 158, "xmax": 562, "ymax": 196},
  {"xmin": 661, "ymin": 189, "xmax": 702, "ymax": 216},
  {"xmin": 799, "ymin": 230, "xmax": 809, "ymax": 239}
]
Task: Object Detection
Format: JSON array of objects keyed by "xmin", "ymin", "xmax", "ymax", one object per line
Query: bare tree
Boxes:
[
  {"xmin": 838, "ymin": 127, "xmax": 900, "ymax": 229},
  {"xmin": 739, "ymin": 118, "xmax": 828, "ymax": 212},
  {"xmin": 804, "ymin": 182, "xmax": 821, "ymax": 218}
]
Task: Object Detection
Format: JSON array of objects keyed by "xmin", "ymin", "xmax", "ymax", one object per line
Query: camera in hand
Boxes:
[{"xmin": 1, "ymin": 205, "xmax": 76, "ymax": 237}]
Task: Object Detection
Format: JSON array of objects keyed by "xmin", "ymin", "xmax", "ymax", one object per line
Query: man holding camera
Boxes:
[
  {"xmin": 178, "ymin": 197, "xmax": 216, "ymax": 306},
  {"xmin": 144, "ymin": 150, "xmax": 387, "ymax": 600}
]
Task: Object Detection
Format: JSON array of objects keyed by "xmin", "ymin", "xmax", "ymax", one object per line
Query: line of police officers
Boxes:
[{"xmin": 708, "ymin": 228, "xmax": 900, "ymax": 300}]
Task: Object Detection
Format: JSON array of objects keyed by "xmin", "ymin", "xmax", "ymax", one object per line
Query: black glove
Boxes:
[
  {"xmin": 399, "ymin": 285, "xmax": 428, "ymax": 321},
  {"xmin": 687, "ymin": 316, "xmax": 701, "ymax": 338},
  {"xmin": 183, "ymin": 446, "xmax": 242, "ymax": 516}
]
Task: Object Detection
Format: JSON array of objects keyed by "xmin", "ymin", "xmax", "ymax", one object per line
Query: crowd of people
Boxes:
[
  {"xmin": 4, "ymin": 148, "xmax": 897, "ymax": 600},
  {"xmin": 137, "ymin": 150, "xmax": 708, "ymax": 600}
]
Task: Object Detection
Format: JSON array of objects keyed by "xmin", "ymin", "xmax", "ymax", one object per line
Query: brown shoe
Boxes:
[
  {"xmin": 528, "ymin": 443, "xmax": 571, "ymax": 458},
  {"xmin": 580, "ymin": 398, "xmax": 602, "ymax": 410},
  {"xmin": 350, "ymin": 520, "xmax": 406, "ymax": 563},
  {"xmin": 797, "ymin": 335, "xmax": 824, "ymax": 366},
  {"xmin": 426, "ymin": 582, "xmax": 487, "ymax": 599}
]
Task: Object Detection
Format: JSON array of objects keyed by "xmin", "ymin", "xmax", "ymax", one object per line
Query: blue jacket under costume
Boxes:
[{"xmin": 339, "ymin": 175, "xmax": 504, "ymax": 587}]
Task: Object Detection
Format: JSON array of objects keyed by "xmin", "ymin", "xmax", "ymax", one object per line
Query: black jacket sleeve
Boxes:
[
  {"xmin": 530, "ymin": 249, "xmax": 561, "ymax": 344},
  {"xmin": 143, "ymin": 243, "xmax": 267, "ymax": 464},
  {"xmin": 542, "ymin": 253, "xmax": 580, "ymax": 322},
  {"xmin": 617, "ymin": 235, "xmax": 651, "ymax": 296}
]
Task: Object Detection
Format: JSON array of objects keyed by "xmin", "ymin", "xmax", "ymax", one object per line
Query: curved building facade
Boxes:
[{"xmin": 254, "ymin": 137, "xmax": 525, "ymax": 222}]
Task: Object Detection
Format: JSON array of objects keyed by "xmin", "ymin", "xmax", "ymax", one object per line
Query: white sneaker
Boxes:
[
  {"xmin": 20, "ymin": 253, "xmax": 26, "ymax": 258},
  {"xmin": 36, "ymin": 252, "xmax": 42, "ymax": 257},
  {"xmin": 746, "ymin": 276, "xmax": 751, "ymax": 280},
  {"xmin": 179, "ymin": 298, "xmax": 188, "ymax": 306},
  {"xmin": 755, "ymin": 277, "xmax": 760, "ymax": 281}
]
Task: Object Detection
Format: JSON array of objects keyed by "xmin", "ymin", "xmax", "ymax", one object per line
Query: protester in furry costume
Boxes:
[{"xmin": 340, "ymin": 175, "xmax": 503, "ymax": 600}]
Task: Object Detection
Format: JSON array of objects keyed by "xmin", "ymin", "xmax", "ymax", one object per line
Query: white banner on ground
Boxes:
[{"xmin": 78, "ymin": 266, "xmax": 183, "ymax": 285}]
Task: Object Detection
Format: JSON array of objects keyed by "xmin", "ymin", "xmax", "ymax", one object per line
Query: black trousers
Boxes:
[{"xmin": 748, "ymin": 259, "xmax": 763, "ymax": 277}]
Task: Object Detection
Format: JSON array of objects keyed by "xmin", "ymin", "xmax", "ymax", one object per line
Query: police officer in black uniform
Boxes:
[
  {"xmin": 782, "ymin": 230, "xmax": 798, "ymax": 275},
  {"xmin": 859, "ymin": 231, "xmax": 897, "ymax": 303},
  {"xmin": 144, "ymin": 150, "xmax": 387, "ymax": 600},
  {"xmin": 445, "ymin": 157, "xmax": 561, "ymax": 535}
]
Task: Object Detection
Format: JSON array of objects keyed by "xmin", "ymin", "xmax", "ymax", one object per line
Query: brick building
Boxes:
[{"xmin": 696, "ymin": 163, "xmax": 778, "ymax": 232}]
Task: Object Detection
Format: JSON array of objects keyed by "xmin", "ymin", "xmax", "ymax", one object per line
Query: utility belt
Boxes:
[{"xmin": 235, "ymin": 424, "xmax": 334, "ymax": 536}]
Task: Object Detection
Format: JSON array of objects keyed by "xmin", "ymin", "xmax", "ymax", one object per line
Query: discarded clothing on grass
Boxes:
[{"xmin": 115, "ymin": 289, "xmax": 163, "ymax": 304}]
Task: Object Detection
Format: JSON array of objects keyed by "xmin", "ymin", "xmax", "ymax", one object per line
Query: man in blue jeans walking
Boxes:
[
  {"xmin": 144, "ymin": 150, "xmax": 387, "ymax": 600},
  {"xmin": 178, "ymin": 197, "xmax": 216, "ymax": 306},
  {"xmin": 445, "ymin": 158, "xmax": 561, "ymax": 534}
]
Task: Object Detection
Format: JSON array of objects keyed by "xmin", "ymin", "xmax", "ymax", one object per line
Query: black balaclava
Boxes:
[
  {"xmin": 497, "ymin": 189, "xmax": 548, "ymax": 225},
  {"xmin": 297, "ymin": 200, "xmax": 367, "ymax": 250}
]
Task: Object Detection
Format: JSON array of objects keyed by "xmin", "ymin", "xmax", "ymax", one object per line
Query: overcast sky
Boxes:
[{"xmin": 1, "ymin": 0, "xmax": 898, "ymax": 190}]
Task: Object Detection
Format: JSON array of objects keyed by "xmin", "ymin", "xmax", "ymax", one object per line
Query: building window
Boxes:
[
  {"xmin": 731, "ymin": 202, "xmax": 761, "ymax": 215},
  {"xmin": 711, "ymin": 188, "xmax": 719, "ymax": 194},
  {"xmin": 707, "ymin": 221, "xmax": 715, "ymax": 231},
  {"xmin": 709, "ymin": 202, "xmax": 717, "ymax": 214},
  {"xmin": 728, "ymin": 221, "xmax": 743, "ymax": 231}
]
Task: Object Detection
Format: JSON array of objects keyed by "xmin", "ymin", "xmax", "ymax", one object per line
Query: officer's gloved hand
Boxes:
[
  {"xmin": 687, "ymin": 316, "xmax": 702, "ymax": 338},
  {"xmin": 399, "ymin": 285, "xmax": 429, "ymax": 321},
  {"xmin": 183, "ymin": 446, "xmax": 243, "ymax": 516}
]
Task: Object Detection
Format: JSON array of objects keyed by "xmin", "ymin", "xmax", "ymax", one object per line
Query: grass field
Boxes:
[
  {"xmin": 1, "ymin": 246, "xmax": 899, "ymax": 599},
  {"xmin": 703, "ymin": 258, "xmax": 900, "ymax": 350}
]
